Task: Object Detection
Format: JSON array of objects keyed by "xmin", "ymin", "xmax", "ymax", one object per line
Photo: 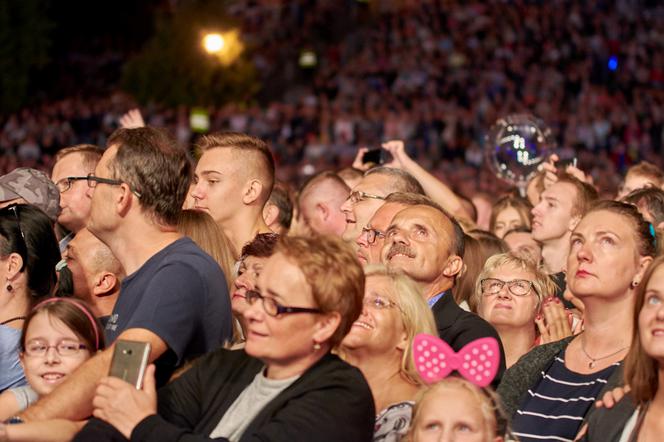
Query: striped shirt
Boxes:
[{"xmin": 511, "ymin": 349, "xmax": 619, "ymax": 442}]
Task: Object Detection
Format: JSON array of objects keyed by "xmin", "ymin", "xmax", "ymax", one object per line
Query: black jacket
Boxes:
[
  {"xmin": 74, "ymin": 349, "xmax": 375, "ymax": 442},
  {"xmin": 432, "ymin": 292, "xmax": 506, "ymax": 385}
]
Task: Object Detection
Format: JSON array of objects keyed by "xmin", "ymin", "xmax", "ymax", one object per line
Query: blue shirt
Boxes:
[
  {"xmin": 427, "ymin": 291, "xmax": 447, "ymax": 308},
  {"xmin": 0, "ymin": 325, "xmax": 26, "ymax": 392}
]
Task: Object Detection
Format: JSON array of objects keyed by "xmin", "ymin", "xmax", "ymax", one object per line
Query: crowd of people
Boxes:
[{"xmin": 0, "ymin": 114, "xmax": 661, "ymax": 441}]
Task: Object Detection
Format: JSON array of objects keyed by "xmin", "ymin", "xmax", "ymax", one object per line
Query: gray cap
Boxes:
[{"xmin": 0, "ymin": 168, "xmax": 61, "ymax": 222}]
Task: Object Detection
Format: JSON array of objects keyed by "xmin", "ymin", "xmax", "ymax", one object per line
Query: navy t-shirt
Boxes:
[{"xmin": 105, "ymin": 237, "xmax": 232, "ymax": 385}]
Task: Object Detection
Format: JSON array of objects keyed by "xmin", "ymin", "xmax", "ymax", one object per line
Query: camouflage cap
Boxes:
[{"xmin": 0, "ymin": 168, "xmax": 61, "ymax": 222}]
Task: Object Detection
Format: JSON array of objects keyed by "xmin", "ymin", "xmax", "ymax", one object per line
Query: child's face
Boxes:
[
  {"xmin": 20, "ymin": 312, "xmax": 91, "ymax": 396},
  {"xmin": 412, "ymin": 385, "xmax": 499, "ymax": 442}
]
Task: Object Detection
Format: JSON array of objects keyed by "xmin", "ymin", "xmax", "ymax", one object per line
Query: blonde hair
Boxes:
[
  {"xmin": 363, "ymin": 265, "xmax": 437, "ymax": 385},
  {"xmin": 474, "ymin": 252, "xmax": 557, "ymax": 312},
  {"xmin": 177, "ymin": 210, "xmax": 236, "ymax": 291},
  {"xmin": 407, "ymin": 378, "xmax": 509, "ymax": 442}
]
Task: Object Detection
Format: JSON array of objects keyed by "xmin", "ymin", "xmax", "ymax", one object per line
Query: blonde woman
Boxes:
[{"xmin": 340, "ymin": 265, "xmax": 437, "ymax": 442}]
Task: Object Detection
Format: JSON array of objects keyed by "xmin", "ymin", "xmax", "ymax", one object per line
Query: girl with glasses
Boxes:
[
  {"xmin": 0, "ymin": 298, "xmax": 105, "ymax": 422},
  {"xmin": 339, "ymin": 265, "xmax": 437, "ymax": 442}
]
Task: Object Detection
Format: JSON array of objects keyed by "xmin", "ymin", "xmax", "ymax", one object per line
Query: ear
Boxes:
[
  {"xmin": 657, "ymin": 221, "xmax": 664, "ymax": 231},
  {"xmin": 116, "ymin": 184, "xmax": 135, "ymax": 216},
  {"xmin": 442, "ymin": 255, "xmax": 464, "ymax": 278},
  {"xmin": 395, "ymin": 328, "xmax": 409, "ymax": 352},
  {"xmin": 5, "ymin": 252, "xmax": 24, "ymax": 282},
  {"xmin": 92, "ymin": 272, "xmax": 118, "ymax": 297},
  {"xmin": 312, "ymin": 311, "xmax": 342, "ymax": 346},
  {"xmin": 263, "ymin": 203, "xmax": 279, "ymax": 227},
  {"xmin": 568, "ymin": 214, "xmax": 582, "ymax": 231},
  {"xmin": 633, "ymin": 255, "xmax": 654, "ymax": 287},
  {"xmin": 242, "ymin": 179, "xmax": 264, "ymax": 205},
  {"xmin": 317, "ymin": 203, "xmax": 329, "ymax": 221}
]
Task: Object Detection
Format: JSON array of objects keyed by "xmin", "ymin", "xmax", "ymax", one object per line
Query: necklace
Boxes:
[
  {"xmin": 580, "ymin": 335, "xmax": 629, "ymax": 369},
  {"xmin": 0, "ymin": 316, "xmax": 26, "ymax": 326}
]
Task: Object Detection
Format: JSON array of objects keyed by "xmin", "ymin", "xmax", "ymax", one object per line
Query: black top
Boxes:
[
  {"xmin": 74, "ymin": 349, "xmax": 375, "ymax": 442},
  {"xmin": 431, "ymin": 291, "xmax": 506, "ymax": 386}
]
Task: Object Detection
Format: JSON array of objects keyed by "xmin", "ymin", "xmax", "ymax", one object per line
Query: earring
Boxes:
[
  {"xmin": 6, "ymin": 284, "xmax": 12, "ymax": 292},
  {"xmin": 313, "ymin": 342, "xmax": 321, "ymax": 351},
  {"xmin": 631, "ymin": 281, "xmax": 639, "ymax": 289}
]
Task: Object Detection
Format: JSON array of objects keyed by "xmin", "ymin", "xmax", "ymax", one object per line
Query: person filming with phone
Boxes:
[{"xmin": 74, "ymin": 235, "xmax": 375, "ymax": 442}]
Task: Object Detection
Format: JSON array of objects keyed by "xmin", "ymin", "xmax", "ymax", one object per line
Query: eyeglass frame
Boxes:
[
  {"xmin": 1, "ymin": 204, "xmax": 28, "ymax": 272},
  {"xmin": 347, "ymin": 190, "xmax": 386, "ymax": 205},
  {"xmin": 23, "ymin": 338, "xmax": 88, "ymax": 357},
  {"xmin": 245, "ymin": 289, "xmax": 322, "ymax": 317},
  {"xmin": 361, "ymin": 225, "xmax": 386, "ymax": 245},
  {"xmin": 363, "ymin": 294, "xmax": 402, "ymax": 312},
  {"xmin": 479, "ymin": 278, "xmax": 538, "ymax": 297},
  {"xmin": 86, "ymin": 173, "xmax": 142, "ymax": 199},
  {"xmin": 55, "ymin": 176, "xmax": 89, "ymax": 193}
]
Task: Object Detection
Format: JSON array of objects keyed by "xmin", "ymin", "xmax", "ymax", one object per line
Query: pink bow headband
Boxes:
[{"xmin": 412, "ymin": 334, "xmax": 499, "ymax": 387}]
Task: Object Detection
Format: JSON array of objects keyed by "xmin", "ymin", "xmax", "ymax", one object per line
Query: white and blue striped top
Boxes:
[{"xmin": 511, "ymin": 349, "xmax": 619, "ymax": 442}]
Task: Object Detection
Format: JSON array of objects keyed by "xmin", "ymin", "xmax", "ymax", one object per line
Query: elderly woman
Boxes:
[
  {"xmin": 0, "ymin": 204, "xmax": 61, "ymax": 392},
  {"xmin": 498, "ymin": 200, "xmax": 656, "ymax": 441},
  {"xmin": 583, "ymin": 255, "xmax": 664, "ymax": 441},
  {"xmin": 476, "ymin": 253, "xmax": 558, "ymax": 368},
  {"xmin": 74, "ymin": 235, "xmax": 375, "ymax": 442},
  {"xmin": 339, "ymin": 265, "xmax": 437, "ymax": 442}
]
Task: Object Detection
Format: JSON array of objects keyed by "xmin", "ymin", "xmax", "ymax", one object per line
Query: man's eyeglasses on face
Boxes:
[
  {"xmin": 86, "ymin": 173, "xmax": 142, "ymax": 199},
  {"xmin": 55, "ymin": 177, "xmax": 88, "ymax": 193},
  {"xmin": 245, "ymin": 290, "xmax": 322, "ymax": 317},
  {"xmin": 361, "ymin": 226, "xmax": 386, "ymax": 245},
  {"xmin": 347, "ymin": 190, "xmax": 385, "ymax": 205},
  {"xmin": 24, "ymin": 339, "xmax": 88, "ymax": 357},
  {"xmin": 480, "ymin": 278, "xmax": 537, "ymax": 297}
]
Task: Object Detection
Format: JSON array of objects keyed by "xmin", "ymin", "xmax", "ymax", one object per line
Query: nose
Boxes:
[
  {"xmin": 356, "ymin": 230, "xmax": 369, "ymax": 248},
  {"xmin": 575, "ymin": 240, "xmax": 593, "ymax": 263},
  {"xmin": 190, "ymin": 181, "xmax": 205, "ymax": 201},
  {"xmin": 45, "ymin": 346, "xmax": 61, "ymax": 364},
  {"xmin": 531, "ymin": 203, "xmax": 542, "ymax": 218},
  {"xmin": 234, "ymin": 273, "xmax": 252, "ymax": 291},
  {"xmin": 496, "ymin": 284, "xmax": 512, "ymax": 299},
  {"xmin": 85, "ymin": 184, "xmax": 94, "ymax": 199},
  {"xmin": 242, "ymin": 296, "xmax": 264, "ymax": 323},
  {"xmin": 340, "ymin": 196, "xmax": 353, "ymax": 214}
]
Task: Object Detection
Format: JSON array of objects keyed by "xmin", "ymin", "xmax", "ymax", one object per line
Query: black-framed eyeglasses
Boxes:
[
  {"xmin": 86, "ymin": 173, "xmax": 142, "ymax": 199},
  {"xmin": 480, "ymin": 278, "xmax": 537, "ymax": 297},
  {"xmin": 1, "ymin": 204, "xmax": 27, "ymax": 272},
  {"xmin": 24, "ymin": 339, "xmax": 88, "ymax": 357},
  {"xmin": 361, "ymin": 226, "xmax": 385, "ymax": 245},
  {"xmin": 245, "ymin": 290, "xmax": 322, "ymax": 317},
  {"xmin": 347, "ymin": 190, "xmax": 385, "ymax": 205},
  {"xmin": 55, "ymin": 176, "xmax": 88, "ymax": 193}
]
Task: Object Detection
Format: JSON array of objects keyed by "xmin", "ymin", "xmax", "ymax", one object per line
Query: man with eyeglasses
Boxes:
[
  {"xmin": 355, "ymin": 200, "xmax": 408, "ymax": 265},
  {"xmin": 50, "ymin": 144, "xmax": 104, "ymax": 252},
  {"xmin": 340, "ymin": 167, "xmax": 424, "ymax": 253},
  {"xmin": 18, "ymin": 127, "xmax": 232, "ymax": 424},
  {"xmin": 381, "ymin": 198, "xmax": 506, "ymax": 384}
]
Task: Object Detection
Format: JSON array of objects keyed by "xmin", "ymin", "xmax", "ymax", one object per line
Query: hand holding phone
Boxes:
[{"xmin": 109, "ymin": 340, "xmax": 151, "ymax": 389}]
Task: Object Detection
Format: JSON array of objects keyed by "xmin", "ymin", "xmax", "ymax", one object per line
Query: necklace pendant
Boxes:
[{"xmin": 588, "ymin": 361, "xmax": 595, "ymax": 369}]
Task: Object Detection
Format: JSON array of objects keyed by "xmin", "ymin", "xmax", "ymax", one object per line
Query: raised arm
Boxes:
[{"xmin": 382, "ymin": 140, "xmax": 472, "ymax": 222}]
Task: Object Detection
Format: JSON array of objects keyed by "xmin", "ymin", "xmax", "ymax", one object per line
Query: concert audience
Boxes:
[{"xmin": 498, "ymin": 200, "xmax": 656, "ymax": 441}]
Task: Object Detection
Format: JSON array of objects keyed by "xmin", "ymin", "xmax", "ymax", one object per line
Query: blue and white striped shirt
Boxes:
[{"xmin": 511, "ymin": 349, "xmax": 619, "ymax": 442}]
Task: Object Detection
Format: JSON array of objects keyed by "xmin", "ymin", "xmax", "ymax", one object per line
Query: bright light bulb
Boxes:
[{"xmin": 203, "ymin": 33, "xmax": 225, "ymax": 53}]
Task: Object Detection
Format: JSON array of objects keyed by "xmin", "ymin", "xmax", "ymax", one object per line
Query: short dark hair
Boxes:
[
  {"xmin": 268, "ymin": 184, "xmax": 294, "ymax": 230},
  {"xmin": 623, "ymin": 187, "xmax": 664, "ymax": 225},
  {"xmin": 241, "ymin": 232, "xmax": 280, "ymax": 260},
  {"xmin": 197, "ymin": 132, "xmax": 275, "ymax": 204},
  {"xmin": 0, "ymin": 205, "xmax": 60, "ymax": 303},
  {"xmin": 386, "ymin": 192, "xmax": 465, "ymax": 257},
  {"xmin": 364, "ymin": 167, "xmax": 425, "ymax": 195},
  {"xmin": 107, "ymin": 127, "xmax": 191, "ymax": 226}
]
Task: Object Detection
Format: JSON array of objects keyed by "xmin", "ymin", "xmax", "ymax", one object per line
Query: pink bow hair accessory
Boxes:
[{"xmin": 412, "ymin": 334, "xmax": 500, "ymax": 387}]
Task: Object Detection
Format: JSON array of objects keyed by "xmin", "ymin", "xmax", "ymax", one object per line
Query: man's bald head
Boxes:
[{"xmin": 298, "ymin": 171, "xmax": 349, "ymax": 236}]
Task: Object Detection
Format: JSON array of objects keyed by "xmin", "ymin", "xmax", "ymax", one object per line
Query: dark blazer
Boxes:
[
  {"xmin": 74, "ymin": 349, "xmax": 375, "ymax": 442},
  {"xmin": 432, "ymin": 292, "xmax": 506, "ymax": 385},
  {"xmin": 497, "ymin": 336, "xmax": 624, "ymax": 424}
]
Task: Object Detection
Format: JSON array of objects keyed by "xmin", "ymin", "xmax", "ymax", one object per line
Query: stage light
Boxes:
[
  {"xmin": 201, "ymin": 30, "xmax": 244, "ymax": 65},
  {"xmin": 203, "ymin": 33, "xmax": 225, "ymax": 54},
  {"xmin": 608, "ymin": 56, "xmax": 618, "ymax": 71}
]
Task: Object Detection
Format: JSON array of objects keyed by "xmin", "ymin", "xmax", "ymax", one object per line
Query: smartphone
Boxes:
[
  {"xmin": 362, "ymin": 149, "xmax": 383, "ymax": 165},
  {"xmin": 556, "ymin": 157, "xmax": 578, "ymax": 169},
  {"xmin": 109, "ymin": 340, "xmax": 151, "ymax": 389}
]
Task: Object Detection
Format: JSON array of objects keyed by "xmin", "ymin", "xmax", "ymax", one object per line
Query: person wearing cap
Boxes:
[{"xmin": 0, "ymin": 168, "xmax": 61, "ymax": 223}]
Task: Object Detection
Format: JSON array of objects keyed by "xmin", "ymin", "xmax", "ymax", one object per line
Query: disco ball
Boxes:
[{"xmin": 485, "ymin": 114, "xmax": 555, "ymax": 189}]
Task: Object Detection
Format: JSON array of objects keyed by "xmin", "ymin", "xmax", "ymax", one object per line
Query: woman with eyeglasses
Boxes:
[
  {"xmin": 0, "ymin": 204, "xmax": 61, "ymax": 393},
  {"xmin": 476, "ymin": 253, "xmax": 557, "ymax": 368},
  {"xmin": 498, "ymin": 200, "xmax": 656, "ymax": 442},
  {"xmin": 74, "ymin": 235, "xmax": 375, "ymax": 442},
  {"xmin": 339, "ymin": 265, "xmax": 437, "ymax": 442}
]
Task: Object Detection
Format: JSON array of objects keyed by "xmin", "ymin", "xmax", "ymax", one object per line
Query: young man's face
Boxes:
[{"xmin": 531, "ymin": 182, "xmax": 579, "ymax": 243}]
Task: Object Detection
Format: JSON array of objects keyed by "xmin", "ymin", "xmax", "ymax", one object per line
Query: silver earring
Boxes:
[
  {"xmin": 631, "ymin": 281, "xmax": 639, "ymax": 289},
  {"xmin": 313, "ymin": 342, "xmax": 321, "ymax": 351}
]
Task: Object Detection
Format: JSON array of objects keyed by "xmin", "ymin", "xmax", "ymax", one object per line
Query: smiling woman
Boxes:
[{"xmin": 74, "ymin": 235, "xmax": 376, "ymax": 442}]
